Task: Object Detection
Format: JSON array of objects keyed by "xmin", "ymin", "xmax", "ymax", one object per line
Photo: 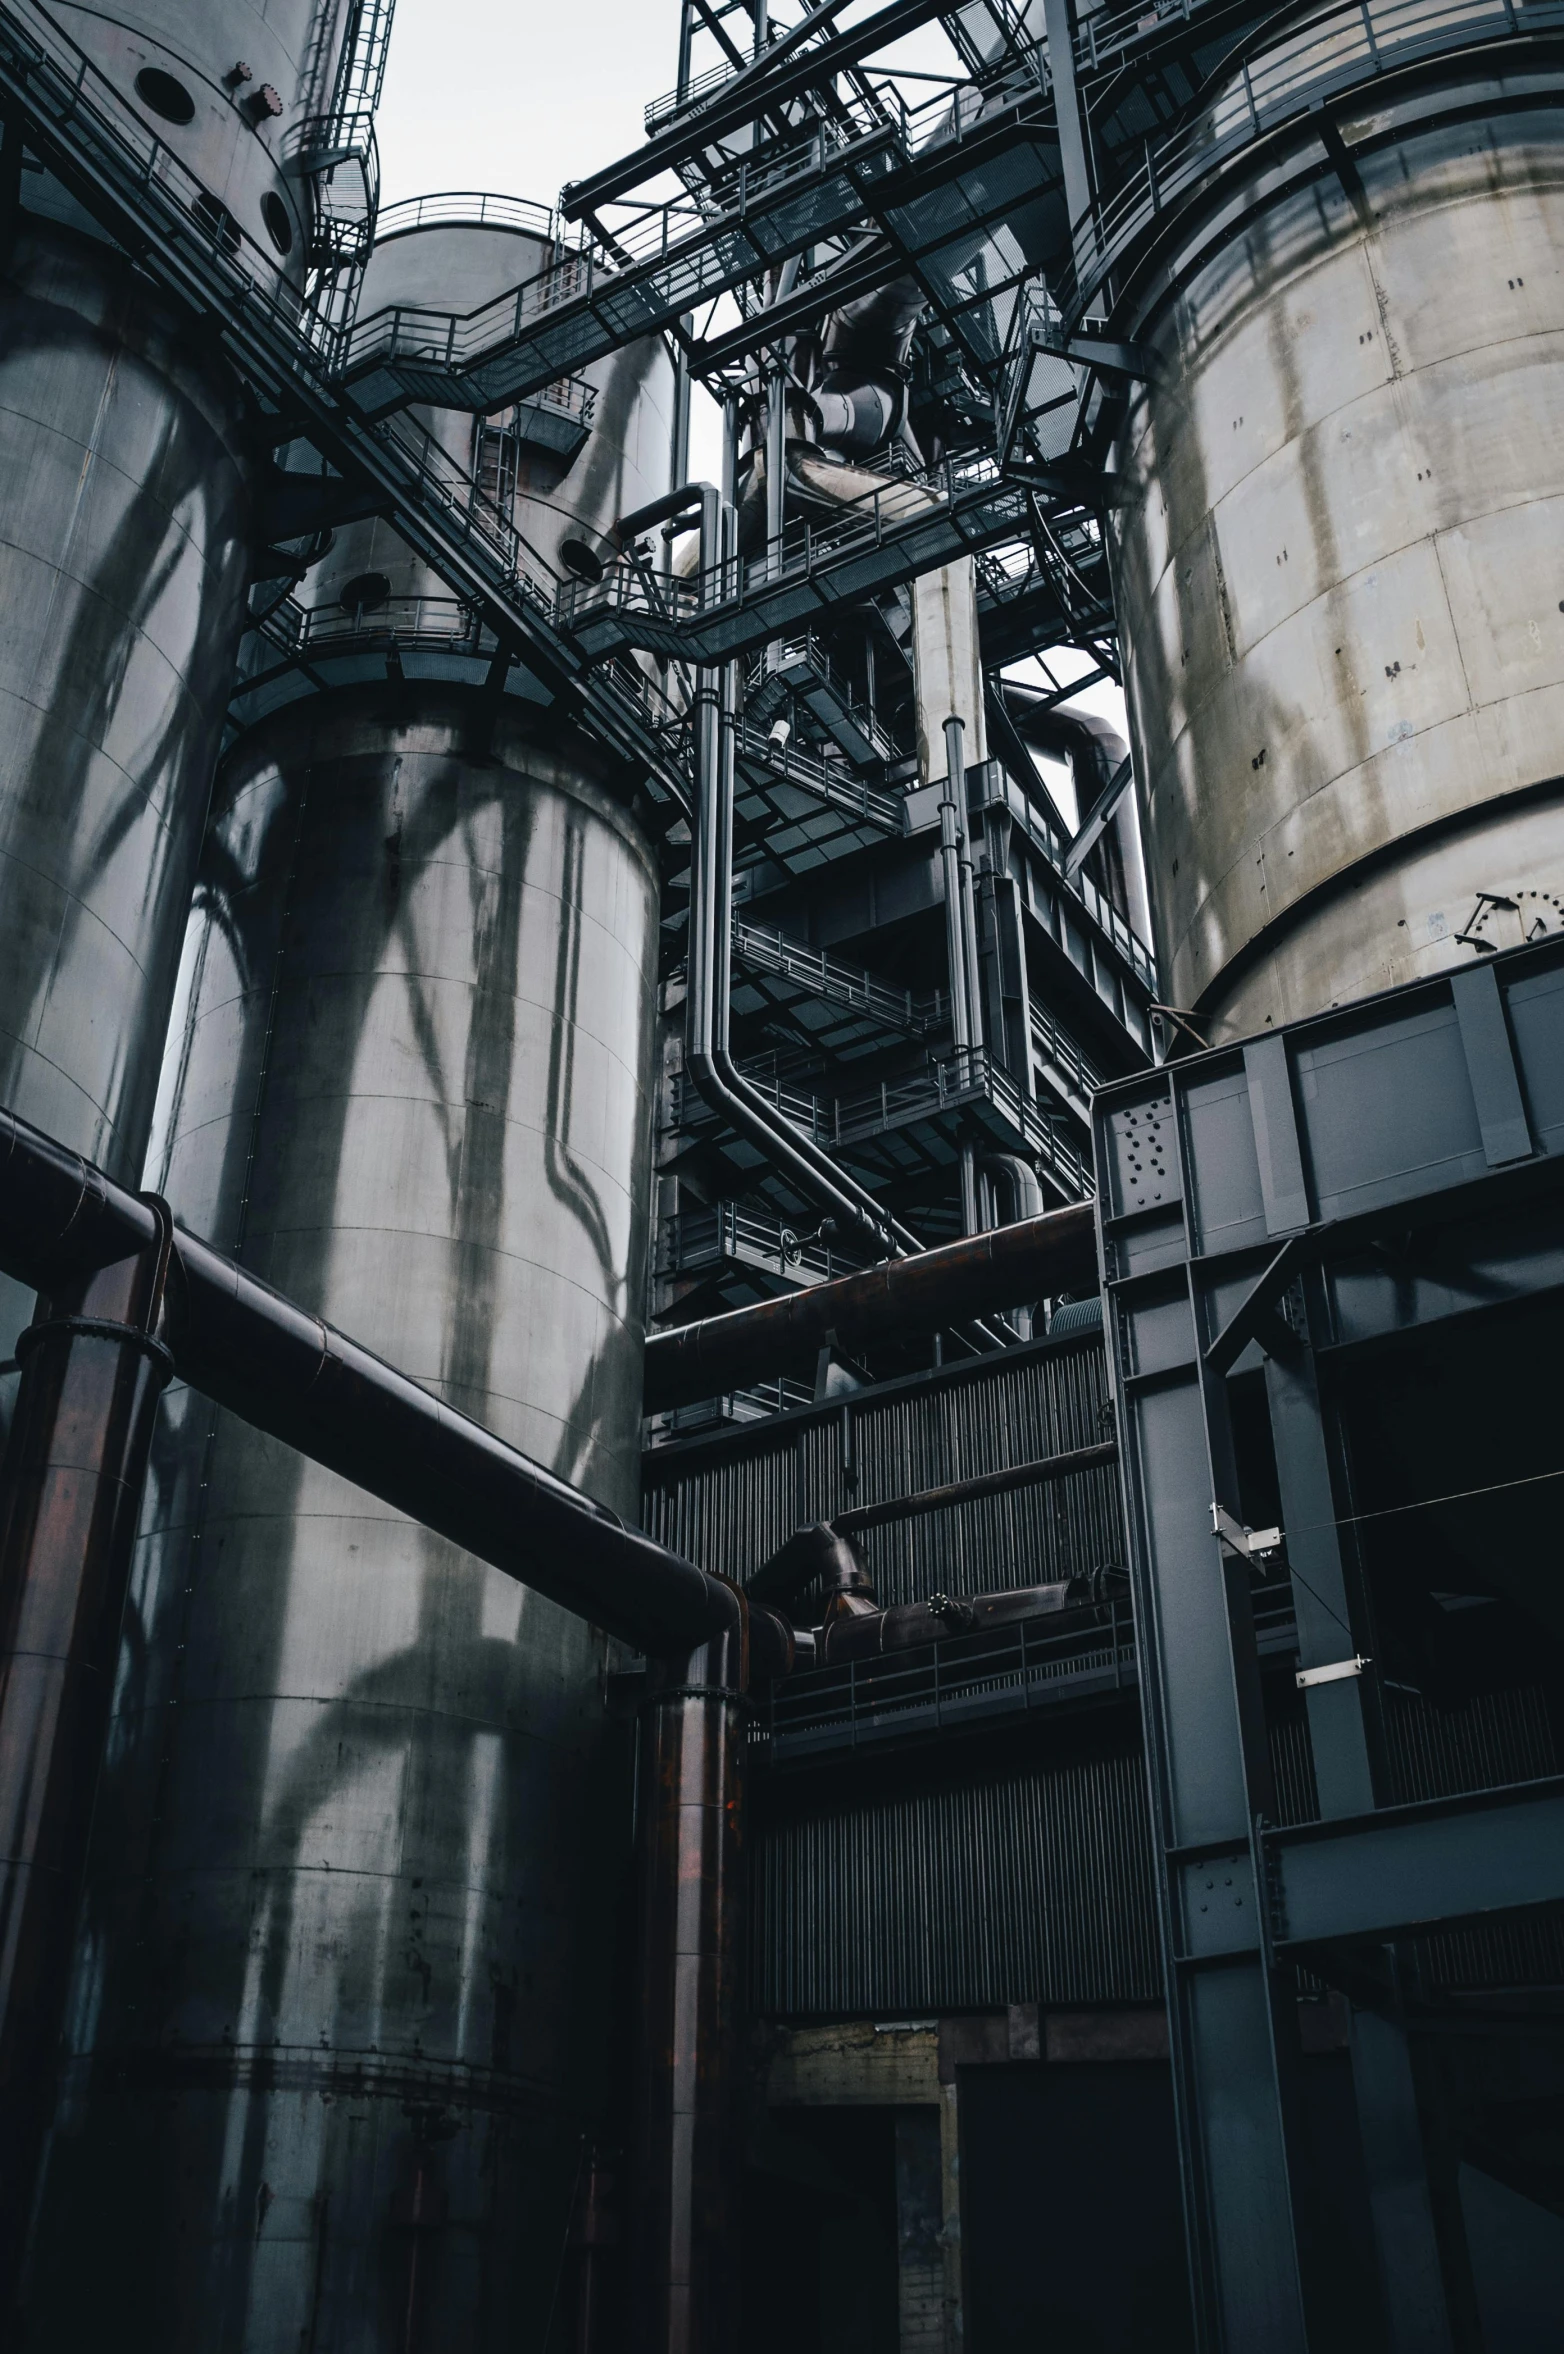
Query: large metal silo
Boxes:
[
  {"xmin": 24, "ymin": 206, "xmax": 672, "ymax": 2352},
  {"xmin": 0, "ymin": 0, "xmax": 359, "ymax": 1371},
  {"xmin": 1109, "ymin": 57, "xmax": 1564, "ymax": 1035}
]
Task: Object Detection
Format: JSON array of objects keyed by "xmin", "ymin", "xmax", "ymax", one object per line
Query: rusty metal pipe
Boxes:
[
  {"xmin": 630, "ymin": 1611, "xmax": 749, "ymax": 2354},
  {"xmin": 644, "ymin": 1201, "xmax": 1099, "ymax": 1411},
  {"xmin": 0, "ymin": 1204, "xmax": 172, "ymax": 2305}
]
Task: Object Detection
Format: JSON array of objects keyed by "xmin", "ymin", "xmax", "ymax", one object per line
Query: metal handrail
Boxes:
[
  {"xmin": 764, "ymin": 1580, "xmax": 1299, "ymax": 1753},
  {"xmin": 671, "ymin": 1046, "xmax": 1097, "ymax": 1197},
  {"xmin": 737, "ymin": 726, "xmax": 904, "ymax": 834},
  {"xmin": 0, "ymin": 0, "xmax": 697, "ymax": 811},
  {"xmin": 732, "ymin": 920, "xmax": 948, "ymax": 1036},
  {"xmin": 339, "ymin": 42, "xmax": 1055, "ymax": 395},
  {"xmin": 375, "ymin": 190, "xmax": 569, "ymax": 244},
  {"xmin": 656, "ymin": 1201, "xmax": 872, "ymax": 1284}
]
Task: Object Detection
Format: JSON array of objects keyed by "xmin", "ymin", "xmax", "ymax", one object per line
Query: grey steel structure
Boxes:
[
  {"xmin": 24, "ymin": 212, "xmax": 673, "ymax": 2347},
  {"xmin": 1093, "ymin": 933, "xmax": 1564, "ymax": 2349},
  {"xmin": 0, "ymin": 0, "xmax": 1557, "ymax": 2344}
]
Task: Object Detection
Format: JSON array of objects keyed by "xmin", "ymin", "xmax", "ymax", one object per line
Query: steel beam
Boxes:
[{"xmin": 1267, "ymin": 1779, "xmax": 1564, "ymax": 1952}]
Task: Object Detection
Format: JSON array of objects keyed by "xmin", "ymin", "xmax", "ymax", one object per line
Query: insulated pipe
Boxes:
[
  {"xmin": 644, "ymin": 1202, "xmax": 1099, "ymax": 1410},
  {"xmin": 0, "ymin": 1105, "xmax": 736, "ymax": 1660},
  {"xmin": 0, "ymin": 1203, "xmax": 173, "ymax": 2312},
  {"xmin": 983, "ymin": 1153, "xmax": 1045, "ymax": 1225},
  {"xmin": 944, "ymin": 713, "xmax": 985, "ymax": 1061},
  {"xmin": 938, "ymin": 777, "xmax": 974, "ymax": 1055},
  {"xmin": 942, "ymin": 711, "xmax": 985, "ymax": 1237}
]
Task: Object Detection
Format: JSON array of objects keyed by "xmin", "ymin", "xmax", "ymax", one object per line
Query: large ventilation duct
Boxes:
[
  {"xmin": 24, "ymin": 208, "xmax": 675, "ymax": 2351},
  {"xmin": 0, "ymin": 0, "xmax": 357, "ymax": 1402},
  {"xmin": 1110, "ymin": 58, "xmax": 1564, "ymax": 1035}
]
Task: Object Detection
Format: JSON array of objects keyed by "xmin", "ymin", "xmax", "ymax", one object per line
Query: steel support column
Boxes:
[
  {"xmin": 1262, "ymin": 1301, "xmax": 1461, "ymax": 2352},
  {"xmin": 0, "ymin": 1198, "xmax": 172, "ymax": 2307},
  {"xmin": 1245, "ymin": 1027, "xmax": 1465, "ymax": 2348},
  {"xmin": 1105, "ymin": 1254, "xmax": 1314, "ymax": 2350}
]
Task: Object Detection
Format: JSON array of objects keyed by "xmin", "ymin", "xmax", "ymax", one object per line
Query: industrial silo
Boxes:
[
  {"xmin": 1109, "ymin": 38, "xmax": 1564, "ymax": 1035},
  {"xmin": 0, "ymin": 0, "xmax": 360, "ymax": 1376},
  {"xmin": 25, "ymin": 204, "xmax": 675, "ymax": 2350}
]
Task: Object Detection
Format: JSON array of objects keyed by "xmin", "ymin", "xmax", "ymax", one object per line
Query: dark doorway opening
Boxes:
[
  {"xmin": 960, "ymin": 2060, "xmax": 1194, "ymax": 2354},
  {"xmin": 743, "ymin": 2105, "xmax": 900, "ymax": 2352}
]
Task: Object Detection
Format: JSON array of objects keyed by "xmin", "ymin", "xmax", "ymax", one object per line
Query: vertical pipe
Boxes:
[
  {"xmin": 943, "ymin": 713, "xmax": 982, "ymax": 1236},
  {"xmin": 676, "ymin": 0, "xmax": 694, "ymax": 101},
  {"xmin": 944, "ymin": 715, "xmax": 985, "ymax": 1063},
  {"xmin": 0, "ymin": 1205, "xmax": 172, "ymax": 2310},
  {"xmin": 938, "ymin": 785, "xmax": 972, "ymax": 1056},
  {"xmin": 765, "ymin": 365, "xmax": 787, "ymax": 571},
  {"xmin": 630, "ymin": 1611, "xmax": 747, "ymax": 2353},
  {"xmin": 670, "ymin": 331, "xmax": 692, "ymax": 587}
]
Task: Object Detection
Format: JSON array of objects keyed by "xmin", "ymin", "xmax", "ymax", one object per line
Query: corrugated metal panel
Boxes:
[
  {"xmin": 753, "ymin": 1686, "xmax": 1564, "ymax": 2019},
  {"xmin": 650, "ymin": 1338, "xmax": 1564, "ymax": 2018},
  {"xmin": 643, "ymin": 1334, "xmax": 1122, "ymax": 1609},
  {"xmin": 754, "ymin": 1748, "xmax": 1160, "ymax": 2018}
]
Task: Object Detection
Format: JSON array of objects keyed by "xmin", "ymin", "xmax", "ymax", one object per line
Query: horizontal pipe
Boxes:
[
  {"xmin": 0, "ymin": 1108, "xmax": 735, "ymax": 1658},
  {"xmin": 644, "ymin": 1201, "xmax": 1099, "ymax": 1411},
  {"xmin": 833, "ymin": 1438, "xmax": 1119, "ymax": 1535}
]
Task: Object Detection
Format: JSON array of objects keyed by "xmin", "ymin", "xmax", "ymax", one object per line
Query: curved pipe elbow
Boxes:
[{"xmin": 810, "ymin": 381, "xmax": 908, "ymax": 459}]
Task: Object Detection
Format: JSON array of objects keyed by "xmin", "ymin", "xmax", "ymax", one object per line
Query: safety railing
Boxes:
[
  {"xmin": 980, "ymin": 764, "xmax": 1158, "ymax": 994},
  {"xmin": 761, "ymin": 1579, "xmax": 1298, "ymax": 1758},
  {"xmin": 562, "ymin": 450, "xmax": 1024, "ymax": 644},
  {"xmin": 1030, "ymin": 997, "xmax": 1107, "ymax": 1105},
  {"xmin": 736, "ymin": 726, "xmax": 905, "ymax": 834},
  {"xmin": 656, "ymin": 1201, "xmax": 873, "ymax": 1285},
  {"xmin": 375, "ymin": 190, "xmax": 569, "ymax": 244},
  {"xmin": 0, "ymin": 0, "xmax": 684, "ymax": 814},
  {"xmin": 342, "ymin": 37, "xmax": 1058, "ymax": 399},
  {"xmin": 1056, "ymin": 0, "xmax": 1564, "ymax": 323},
  {"xmin": 1077, "ymin": 0, "xmax": 1217, "ymax": 75},
  {"xmin": 733, "ymin": 921, "xmax": 947, "ymax": 1036},
  {"xmin": 670, "ymin": 1046, "xmax": 1097, "ymax": 1196},
  {"xmin": 752, "ymin": 632, "xmax": 904, "ymax": 769}
]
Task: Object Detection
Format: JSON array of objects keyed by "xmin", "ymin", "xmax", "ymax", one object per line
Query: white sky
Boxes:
[
  {"xmin": 375, "ymin": 0, "xmax": 1128, "ymax": 744},
  {"xmin": 376, "ymin": 0, "xmax": 684, "ymax": 212}
]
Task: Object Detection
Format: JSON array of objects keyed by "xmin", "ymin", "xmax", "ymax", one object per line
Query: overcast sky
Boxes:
[{"xmin": 376, "ymin": 0, "xmax": 683, "ymax": 211}]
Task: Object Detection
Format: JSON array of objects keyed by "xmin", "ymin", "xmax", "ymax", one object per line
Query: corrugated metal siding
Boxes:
[
  {"xmin": 648, "ymin": 1339, "xmax": 1564, "ymax": 2019},
  {"xmin": 752, "ymin": 1687, "xmax": 1564, "ymax": 2017},
  {"xmin": 1272, "ymin": 1687, "xmax": 1564, "ymax": 1992},
  {"xmin": 643, "ymin": 1334, "xmax": 1122, "ymax": 1609},
  {"xmin": 754, "ymin": 1748, "xmax": 1161, "ymax": 2017}
]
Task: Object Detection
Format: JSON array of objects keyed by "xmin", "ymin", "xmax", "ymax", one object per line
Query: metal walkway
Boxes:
[
  {"xmin": 335, "ymin": 42, "xmax": 1069, "ymax": 418},
  {"xmin": 0, "ymin": 0, "xmax": 692, "ymax": 812},
  {"xmin": 733, "ymin": 922, "xmax": 948, "ymax": 1042},
  {"xmin": 560, "ymin": 458, "xmax": 1103, "ymax": 667}
]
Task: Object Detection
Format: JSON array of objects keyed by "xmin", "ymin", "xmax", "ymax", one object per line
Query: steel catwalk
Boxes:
[
  {"xmin": 25, "ymin": 685, "xmax": 661, "ymax": 2349},
  {"xmin": 1110, "ymin": 78, "xmax": 1564, "ymax": 1035}
]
